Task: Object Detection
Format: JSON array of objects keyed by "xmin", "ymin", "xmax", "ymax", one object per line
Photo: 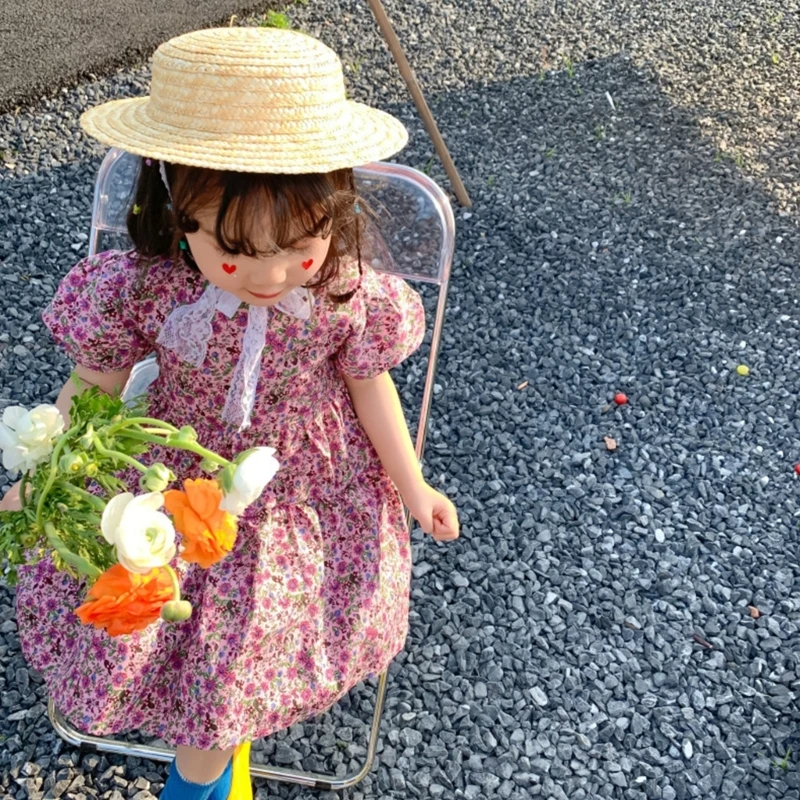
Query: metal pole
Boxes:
[{"xmin": 365, "ymin": 0, "xmax": 472, "ymax": 208}]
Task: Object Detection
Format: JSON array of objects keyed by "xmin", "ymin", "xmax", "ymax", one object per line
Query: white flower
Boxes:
[
  {"xmin": 0, "ymin": 405, "xmax": 65, "ymax": 474},
  {"xmin": 219, "ymin": 447, "xmax": 280, "ymax": 515},
  {"xmin": 101, "ymin": 492, "xmax": 177, "ymax": 574}
]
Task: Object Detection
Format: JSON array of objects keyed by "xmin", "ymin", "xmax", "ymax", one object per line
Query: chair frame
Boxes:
[{"xmin": 47, "ymin": 151, "xmax": 455, "ymax": 791}]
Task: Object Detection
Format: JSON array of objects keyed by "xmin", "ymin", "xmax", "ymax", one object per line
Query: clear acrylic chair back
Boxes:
[{"xmin": 90, "ymin": 148, "xmax": 455, "ymax": 286}]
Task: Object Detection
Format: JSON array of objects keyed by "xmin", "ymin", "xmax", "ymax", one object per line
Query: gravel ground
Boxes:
[{"xmin": 3, "ymin": 1, "xmax": 800, "ymax": 799}]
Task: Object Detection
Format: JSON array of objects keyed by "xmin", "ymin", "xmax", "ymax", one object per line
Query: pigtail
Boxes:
[{"xmin": 127, "ymin": 158, "xmax": 177, "ymax": 259}]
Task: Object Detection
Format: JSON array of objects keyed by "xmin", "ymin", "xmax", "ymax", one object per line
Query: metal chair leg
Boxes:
[{"xmin": 48, "ymin": 669, "xmax": 388, "ymax": 791}]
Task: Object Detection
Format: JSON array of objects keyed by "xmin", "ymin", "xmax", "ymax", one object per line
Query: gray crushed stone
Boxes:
[{"xmin": 3, "ymin": 1, "xmax": 800, "ymax": 799}]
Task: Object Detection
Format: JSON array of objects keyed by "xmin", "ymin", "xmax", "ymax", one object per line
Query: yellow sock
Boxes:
[{"xmin": 227, "ymin": 742, "xmax": 252, "ymax": 800}]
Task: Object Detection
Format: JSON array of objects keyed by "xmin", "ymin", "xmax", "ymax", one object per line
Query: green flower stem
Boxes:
[
  {"xmin": 43, "ymin": 521, "xmax": 102, "ymax": 579},
  {"xmin": 107, "ymin": 417, "xmax": 180, "ymax": 435},
  {"xmin": 122, "ymin": 430, "xmax": 232, "ymax": 467},
  {"xmin": 58, "ymin": 482, "xmax": 107, "ymax": 512},
  {"xmin": 19, "ymin": 471, "xmax": 30, "ymax": 511},
  {"xmin": 119, "ymin": 431, "xmax": 170, "ymax": 447},
  {"xmin": 164, "ymin": 564, "xmax": 182, "ymax": 601},
  {"xmin": 36, "ymin": 426, "xmax": 81, "ymax": 531},
  {"xmin": 69, "ymin": 512, "xmax": 103, "ymax": 527},
  {"xmin": 92, "ymin": 435, "xmax": 149, "ymax": 474}
]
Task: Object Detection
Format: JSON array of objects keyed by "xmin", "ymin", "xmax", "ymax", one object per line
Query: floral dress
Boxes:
[{"xmin": 15, "ymin": 249, "xmax": 425, "ymax": 750}]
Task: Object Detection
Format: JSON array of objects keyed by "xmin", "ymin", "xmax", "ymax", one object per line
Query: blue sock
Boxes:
[
  {"xmin": 208, "ymin": 758, "xmax": 233, "ymax": 800},
  {"xmin": 160, "ymin": 758, "xmax": 232, "ymax": 800}
]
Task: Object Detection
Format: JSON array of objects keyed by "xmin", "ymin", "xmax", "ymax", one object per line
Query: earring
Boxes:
[{"xmin": 179, "ymin": 240, "xmax": 188, "ymax": 251}]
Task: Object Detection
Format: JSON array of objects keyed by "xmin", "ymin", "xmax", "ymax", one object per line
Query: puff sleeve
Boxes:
[
  {"xmin": 334, "ymin": 266, "xmax": 426, "ymax": 379},
  {"xmin": 42, "ymin": 251, "xmax": 151, "ymax": 371}
]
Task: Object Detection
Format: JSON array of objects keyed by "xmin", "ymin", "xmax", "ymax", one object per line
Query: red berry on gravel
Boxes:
[
  {"xmin": 614, "ymin": 393, "xmax": 628, "ymax": 406},
  {"xmin": 794, "ymin": 464, "xmax": 800, "ymax": 476}
]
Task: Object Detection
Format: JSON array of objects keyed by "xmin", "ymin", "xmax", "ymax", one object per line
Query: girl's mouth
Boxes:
[{"xmin": 248, "ymin": 289, "xmax": 283, "ymax": 299}]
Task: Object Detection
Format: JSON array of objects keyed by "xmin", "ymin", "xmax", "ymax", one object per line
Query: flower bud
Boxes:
[
  {"xmin": 166, "ymin": 426, "xmax": 199, "ymax": 448},
  {"xmin": 218, "ymin": 448, "xmax": 279, "ymax": 515},
  {"xmin": 139, "ymin": 463, "xmax": 174, "ymax": 493},
  {"xmin": 85, "ymin": 463, "xmax": 99, "ymax": 477},
  {"xmin": 199, "ymin": 457, "xmax": 220, "ymax": 473},
  {"xmin": 177, "ymin": 426, "xmax": 198, "ymax": 444},
  {"xmin": 59, "ymin": 451, "xmax": 87, "ymax": 474},
  {"xmin": 161, "ymin": 600, "xmax": 193, "ymax": 622},
  {"xmin": 20, "ymin": 533, "xmax": 38, "ymax": 549},
  {"xmin": 78, "ymin": 425, "xmax": 95, "ymax": 450}
]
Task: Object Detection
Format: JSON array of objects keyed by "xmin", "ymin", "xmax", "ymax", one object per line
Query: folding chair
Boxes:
[{"xmin": 47, "ymin": 147, "xmax": 455, "ymax": 791}]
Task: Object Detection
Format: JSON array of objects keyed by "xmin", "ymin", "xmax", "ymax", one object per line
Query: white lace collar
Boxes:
[{"xmin": 156, "ymin": 284, "xmax": 314, "ymax": 431}]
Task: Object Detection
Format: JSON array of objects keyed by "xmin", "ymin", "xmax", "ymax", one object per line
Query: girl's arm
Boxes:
[
  {"xmin": 343, "ymin": 371, "xmax": 459, "ymax": 542},
  {"xmin": 56, "ymin": 364, "xmax": 133, "ymax": 427}
]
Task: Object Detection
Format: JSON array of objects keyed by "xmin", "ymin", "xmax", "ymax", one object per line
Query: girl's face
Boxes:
[{"xmin": 184, "ymin": 207, "xmax": 332, "ymax": 307}]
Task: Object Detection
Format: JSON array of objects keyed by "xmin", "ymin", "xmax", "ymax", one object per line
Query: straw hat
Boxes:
[{"xmin": 80, "ymin": 27, "xmax": 408, "ymax": 173}]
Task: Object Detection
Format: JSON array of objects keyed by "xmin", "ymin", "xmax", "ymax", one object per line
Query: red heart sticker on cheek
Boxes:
[
  {"xmin": 302, "ymin": 259, "xmax": 314, "ymax": 270},
  {"xmin": 222, "ymin": 263, "xmax": 237, "ymax": 274}
]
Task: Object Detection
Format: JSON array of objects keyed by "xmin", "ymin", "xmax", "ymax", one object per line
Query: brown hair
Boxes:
[{"xmin": 126, "ymin": 159, "xmax": 363, "ymax": 300}]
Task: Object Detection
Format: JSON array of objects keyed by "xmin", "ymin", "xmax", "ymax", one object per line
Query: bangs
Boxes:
[{"xmin": 172, "ymin": 168, "xmax": 346, "ymax": 257}]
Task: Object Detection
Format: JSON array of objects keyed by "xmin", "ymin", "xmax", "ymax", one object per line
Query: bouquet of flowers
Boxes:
[{"xmin": 0, "ymin": 377, "xmax": 278, "ymax": 637}]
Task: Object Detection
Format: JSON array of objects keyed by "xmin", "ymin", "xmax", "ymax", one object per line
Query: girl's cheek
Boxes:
[
  {"xmin": 302, "ymin": 240, "xmax": 332, "ymax": 278},
  {"xmin": 188, "ymin": 238, "xmax": 240, "ymax": 282}
]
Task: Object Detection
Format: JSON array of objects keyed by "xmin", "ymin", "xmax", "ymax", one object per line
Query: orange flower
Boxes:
[
  {"xmin": 75, "ymin": 563, "xmax": 172, "ymax": 637},
  {"xmin": 164, "ymin": 478, "xmax": 237, "ymax": 569}
]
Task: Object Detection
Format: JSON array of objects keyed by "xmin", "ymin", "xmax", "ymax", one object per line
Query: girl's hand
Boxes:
[
  {"xmin": 404, "ymin": 483, "xmax": 459, "ymax": 543},
  {"xmin": 0, "ymin": 481, "xmax": 24, "ymax": 512}
]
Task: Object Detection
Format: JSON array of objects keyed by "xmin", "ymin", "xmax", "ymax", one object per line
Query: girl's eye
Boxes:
[
  {"xmin": 211, "ymin": 240, "xmax": 311, "ymax": 258},
  {"xmin": 280, "ymin": 240, "xmax": 308, "ymax": 254}
]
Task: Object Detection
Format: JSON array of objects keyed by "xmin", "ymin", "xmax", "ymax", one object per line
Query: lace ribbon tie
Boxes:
[{"xmin": 157, "ymin": 283, "xmax": 312, "ymax": 431}]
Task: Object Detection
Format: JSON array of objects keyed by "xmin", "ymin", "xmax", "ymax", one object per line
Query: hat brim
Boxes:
[{"xmin": 80, "ymin": 96, "xmax": 409, "ymax": 174}]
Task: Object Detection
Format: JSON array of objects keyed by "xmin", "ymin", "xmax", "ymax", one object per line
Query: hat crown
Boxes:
[
  {"xmin": 147, "ymin": 27, "xmax": 348, "ymax": 136},
  {"xmin": 78, "ymin": 25, "xmax": 408, "ymax": 173}
]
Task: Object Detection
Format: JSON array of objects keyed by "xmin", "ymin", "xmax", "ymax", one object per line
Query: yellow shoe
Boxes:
[{"xmin": 227, "ymin": 741, "xmax": 252, "ymax": 800}]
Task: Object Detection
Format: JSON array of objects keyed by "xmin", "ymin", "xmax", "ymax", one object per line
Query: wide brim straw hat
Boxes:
[{"xmin": 80, "ymin": 26, "xmax": 408, "ymax": 174}]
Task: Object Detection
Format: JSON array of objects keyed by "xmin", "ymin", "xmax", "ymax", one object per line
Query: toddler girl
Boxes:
[{"xmin": 0, "ymin": 26, "xmax": 458, "ymax": 799}]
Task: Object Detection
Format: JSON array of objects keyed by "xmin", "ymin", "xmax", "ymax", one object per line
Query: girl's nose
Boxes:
[{"xmin": 255, "ymin": 259, "xmax": 289, "ymax": 286}]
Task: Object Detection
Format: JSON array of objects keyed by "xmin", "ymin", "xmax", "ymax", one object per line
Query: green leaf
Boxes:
[{"xmin": 259, "ymin": 10, "xmax": 291, "ymax": 28}]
